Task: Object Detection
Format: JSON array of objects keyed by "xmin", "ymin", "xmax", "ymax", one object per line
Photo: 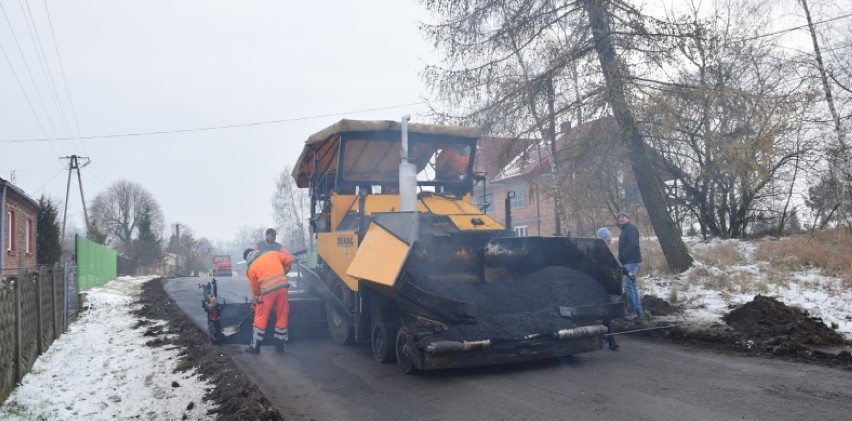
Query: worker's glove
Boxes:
[{"xmin": 251, "ymin": 296, "xmax": 262, "ymax": 305}]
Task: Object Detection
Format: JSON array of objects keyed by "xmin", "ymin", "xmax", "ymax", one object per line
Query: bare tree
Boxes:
[
  {"xmin": 580, "ymin": 0, "xmax": 693, "ymax": 270},
  {"xmin": 272, "ymin": 165, "xmax": 311, "ymax": 252},
  {"xmin": 798, "ymin": 0, "xmax": 852, "ymax": 228},
  {"xmin": 641, "ymin": 0, "xmax": 818, "ymax": 238},
  {"xmin": 422, "ymin": 0, "xmax": 599, "ymax": 236},
  {"xmin": 88, "ymin": 179, "xmax": 163, "ymax": 254},
  {"xmin": 421, "ymin": 0, "xmax": 694, "ymax": 270},
  {"xmin": 233, "ymin": 225, "xmax": 266, "ymax": 251},
  {"xmin": 553, "ymin": 117, "xmax": 633, "ymax": 232},
  {"xmin": 179, "ymin": 227, "xmax": 207, "ymax": 275}
]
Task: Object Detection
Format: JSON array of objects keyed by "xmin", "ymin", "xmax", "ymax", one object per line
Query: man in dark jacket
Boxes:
[{"xmin": 617, "ymin": 211, "xmax": 643, "ymax": 319}]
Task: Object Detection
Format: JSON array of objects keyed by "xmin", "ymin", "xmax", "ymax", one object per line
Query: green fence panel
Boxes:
[{"xmin": 75, "ymin": 235, "xmax": 117, "ymax": 291}]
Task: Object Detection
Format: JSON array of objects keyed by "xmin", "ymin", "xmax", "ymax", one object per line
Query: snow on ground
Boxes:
[
  {"xmin": 643, "ymin": 237, "xmax": 852, "ymax": 340},
  {"xmin": 0, "ymin": 276, "xmax": 216, "ymax": 420}
]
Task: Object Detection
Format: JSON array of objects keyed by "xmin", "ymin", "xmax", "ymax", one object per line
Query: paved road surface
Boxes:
[{"xmin": 165, "ymin": 276, "xmax": 852, "ymax": 421}]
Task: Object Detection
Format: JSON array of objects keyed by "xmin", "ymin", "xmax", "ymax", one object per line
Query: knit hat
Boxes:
[
  {"xmin": 265, "ymin": 228, "xmax": 277, "ymax": 235},
  {"xmin": 596, "ymin": 227, "xmax": 612, "ymax": 240},
  {"xmin": 243, "ymin": 248, "xmax": 261, "ymax": 266},
  {"xmin": 616, "ymin": 211, "xmax": 630, "ymax": 219}
]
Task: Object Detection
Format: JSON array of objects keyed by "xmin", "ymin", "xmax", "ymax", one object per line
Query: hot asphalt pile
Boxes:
[{"xmin": 414, "ymin": 266, "xmax": 609, "ymax": 342}]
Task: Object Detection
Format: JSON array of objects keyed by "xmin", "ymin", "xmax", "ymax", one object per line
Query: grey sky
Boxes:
[{"xmin": 1, "ymin": 0, "xmax": 431, "ymax": 244}]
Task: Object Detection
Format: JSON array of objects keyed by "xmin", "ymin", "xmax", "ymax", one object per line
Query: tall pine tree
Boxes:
[
  {"xmin": 36, "ymin": 196, "xmax": 62, "ymax": 265},
  {"xmin": 132, "ymin": 204, "xmax": 161, "ymax": 268}
]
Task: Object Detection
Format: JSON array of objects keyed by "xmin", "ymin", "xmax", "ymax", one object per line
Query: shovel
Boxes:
[{"xmin": 222, "ymin": 310, "xmax": 254, "ymax": 336}]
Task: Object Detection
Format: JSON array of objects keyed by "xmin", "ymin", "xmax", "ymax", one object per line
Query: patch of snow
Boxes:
[
  {"xmin": 642, "ymin": 238, "xmax": 852, "ymax": 340},
  {"xmin": 0, "ymin": 276, "xmax": 216, "ymax": 420}
]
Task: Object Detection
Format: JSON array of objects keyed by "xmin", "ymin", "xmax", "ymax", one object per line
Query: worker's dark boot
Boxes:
[
  {"xmin": 605, "ymin": 319, "xmax": 619, "ymax": 350},
  {"xmin": 245, "ymin": 336, "xmax": 261, "ymax": 354},
  {"xmin": 273, "ymin": 328, "xmax": 288, "ymax": 352}
]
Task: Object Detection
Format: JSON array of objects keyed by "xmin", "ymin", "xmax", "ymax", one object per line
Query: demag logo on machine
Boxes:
[{"xmin": 337, "ymin": 235, "xmax": 354, "ymax": 247}]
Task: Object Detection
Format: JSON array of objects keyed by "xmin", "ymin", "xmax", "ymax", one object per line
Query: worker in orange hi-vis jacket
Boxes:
[
  {"xmin": 242, "ymin": 247, "xmax": 294, "ymax": 354},
  {"xmin": 435, "ymin": 144, "xmax": 470, "ymax": 181}
]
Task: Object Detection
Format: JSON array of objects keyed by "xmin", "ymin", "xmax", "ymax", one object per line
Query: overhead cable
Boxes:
[{"xmin": 0, "ymin": 101, "xmax": 425, "ymax": 143}]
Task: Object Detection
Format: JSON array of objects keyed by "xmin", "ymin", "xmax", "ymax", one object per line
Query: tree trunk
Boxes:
[
  {"xmin": 544, "ymin": 76, "xmax": 564, "ymax": 236},
  {"xmin": 582, "ymin": 0, "xmax": 693, "ymax": 271},
  {"xmin": 800, "ymin": 0, "xmax": 850, "ymax": 227}
]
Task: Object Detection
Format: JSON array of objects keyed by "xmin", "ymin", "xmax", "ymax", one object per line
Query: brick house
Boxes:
[
  {"xmin": 472, "ymin": 117, "xmax": 646, "ymax": 237},
  {"xmin": 1, "ymin": 177, "xmax": 40, "ymax": 274}
]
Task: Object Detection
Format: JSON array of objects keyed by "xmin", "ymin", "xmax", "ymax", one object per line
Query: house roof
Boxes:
[
  {"xmin": 0, "ymin": 177, "xmax": 40, "ymax": 211},
  {"xmin": 477, "ymin": 117, "xmax": 620, "ymax": 184},
  {"xmin": 473, "ymin": 136, "xmax": 533, "ymax": 182}
]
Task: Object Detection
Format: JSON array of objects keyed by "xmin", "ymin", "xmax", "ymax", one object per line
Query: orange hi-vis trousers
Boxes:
[{"xmin": 252, "ymin": 288, "xmax": 289, "ymax": 339}]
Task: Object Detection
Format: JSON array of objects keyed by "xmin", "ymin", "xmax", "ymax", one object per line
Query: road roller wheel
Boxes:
[
  {"xmin": 395, "ymin": 327, "xmax": 418, "ymax": 374},
  {"xmin": 371, "ymin": 321, "xmax": 399, "ymax": 363},
  {"xmin": 326, "ymin": 279, "xmax": 355, "ymax": 345}
]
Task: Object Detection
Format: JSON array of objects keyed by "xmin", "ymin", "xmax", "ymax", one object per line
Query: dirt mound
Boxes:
[
  {"xmin": 134, "ymin": 278, "xmax": 283, "ymax": 421},
  {"xmin": 641, "ymin": 295, "xmax": 680, "ymax": 316},
  {"xmin": 724, "ymin": 295, "xmax": 845, "ymax": 346},
  {"xmin": 644, "ymin": 295, "xmax": 852, "ymax": 370}
]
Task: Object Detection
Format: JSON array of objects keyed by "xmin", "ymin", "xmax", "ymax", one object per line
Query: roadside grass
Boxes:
[
  {"xmin": 696, "ymin": 241, "xmax": 746, "ymax": 267},
  {"xmin": 621, "ymin": 228, "xmax": 850, "ymax": 305},
  {"xmin": 752, "ymin": 228, "xmax": 852, "ymax": 287}
]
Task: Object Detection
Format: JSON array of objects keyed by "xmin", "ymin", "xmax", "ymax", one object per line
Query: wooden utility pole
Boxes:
[{"xmin": 60, "ymin": 155, "xmax": 91, "ymax": 243}]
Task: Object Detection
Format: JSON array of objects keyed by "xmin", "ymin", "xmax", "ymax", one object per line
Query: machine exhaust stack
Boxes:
[{"xmin": 399, "ymin": 115, "xmax": 418, "ymax": 217}]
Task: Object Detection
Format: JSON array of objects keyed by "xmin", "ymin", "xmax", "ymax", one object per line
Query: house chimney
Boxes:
[{"xmin": 560, "ymin": 121, "xmax": 572, "ymax": 134}]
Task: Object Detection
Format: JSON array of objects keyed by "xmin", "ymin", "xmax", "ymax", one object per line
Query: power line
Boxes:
[
  {"xmin": 20, "ymin": 0, "xmax": 73, "ymax": 141},
  {"xmin": 741, "ymin": 11, "xmax": 852, "ymax": 42},
  {"xmin": 0, "ymin": 1, "xmax": 62, "ymax": 141},
  {"xmin": 0, "ymin": 101, "xmax": 426, "ymax": 143},
  {"xmin": 43, "ymin": 0, "xmax": 82, "ymax": 141},
  {"xmin": 31, "ymin": 165, "xmax": 65, "ymax": 195},
  {"xmin": 0, "ymin": 37, "xmax": 53, "ymax": 144}
]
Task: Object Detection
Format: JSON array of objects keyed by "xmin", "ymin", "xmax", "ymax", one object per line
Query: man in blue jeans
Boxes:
[{"xmin": 616, "ymin": 211, "xmax": 643, "ymax": 319}]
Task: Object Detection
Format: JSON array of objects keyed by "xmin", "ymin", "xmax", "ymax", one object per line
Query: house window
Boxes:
[
  {"xmin": 477, "ymin": 193, "xmax": 494, "ymax": 215},
  {"xmin": 509, "ymin": 188, "xmax": 527, "ymax": 209},
  {"xmin": 514, "ymin": 225, "xmax": 528, "ymax": 237},
  {"xmin": 6, "ymin": 210, "xmax": 15, "ymax": 251},
  {"xmin": 26, "ymin": 218, "xmax": 33, "ymax": 254}
]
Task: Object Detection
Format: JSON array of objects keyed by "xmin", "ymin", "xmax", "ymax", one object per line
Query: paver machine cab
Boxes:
[{"xmin": 292, "ymin": 118, "xmax": 625, "ymax": 373}]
